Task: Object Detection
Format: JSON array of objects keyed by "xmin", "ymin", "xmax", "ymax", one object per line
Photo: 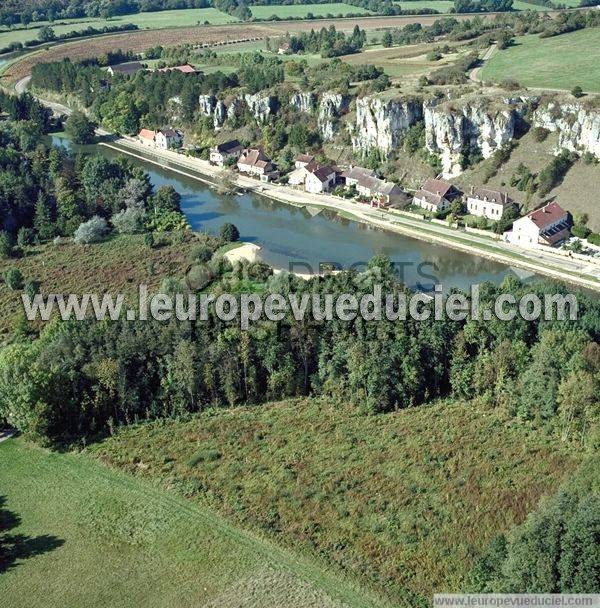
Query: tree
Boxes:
[
  {"xmin": 151, "ymin": 186, "xmax": 181, "ymax": 214},
  {"xmin": 74, "ymin": 216, "xmax": 108, "ymax": 244},
  {"xmin": 0, "ymin": 231, "xmax": 13, "ymax": 258},
  {"xmin": 220, "ymin": 223, "xmax": 240, "ymax": 243},
  {"xmin": 556, "ymin": 370, "xmax": 598, "ymax": 443},
  {"xmin": 382, "ymin": 31, "xmax": 393, "ymax": 48},
  {"xmin": 65, "ymin": 111, "xmax": 95, "ymax": 144},
  {"xmin": 4, "ymin": 268, "xmax": 23, "ymax": 291},
  {"xmin": 34, "ymin": 193, "xmax": 55, "ymax": 241},
  {"xmin": 37, "ymin": 26, "xmax": 55, "ymax": 42},
  {"xmin": 111, "ymin": 207, "xmax": 145, "ymax": 234}
]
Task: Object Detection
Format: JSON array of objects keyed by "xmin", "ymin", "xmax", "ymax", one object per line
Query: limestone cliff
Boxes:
[
  {"xmin": 533, "ymin": 101, "xmax": 600, "ymax": 159},
  {"xmin": 351, "ymin": 96, "xmax": 423, "ymax": 154},
  {"xmin": 290, "ymin": 91, "xmax": 317, "ymax": 113},
  {"xmin": 317, "ymin": 92, "xmax": 350, "ymax": 140},
  {"xmin": 424, "ymin": 98, "xmax": 519, "ymax": 177}
]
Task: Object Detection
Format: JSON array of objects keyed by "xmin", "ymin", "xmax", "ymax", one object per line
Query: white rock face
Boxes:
[
  {"xmin": 318, "ymin": 92, "xmax": 350, "ymax": 139},
  {"xmin": 352, "ymin": 96, "xmax": 423, "ymax": 155},
  {"xmin": 290, "ymin": 91, "xmax": 317, "ymax": 113},
  {"xmin": 533, "ymin": 101, "xmax": 600, "ymax": 158},
  {"xmin": 244, "ymin": 93, "xmax": 278, "ymax": 123},
  {"xmin": 227, "ymin": 97, "xmax": 245, "ymax": 121},
  {"xmin": 198, "ymin": 94, "xmax": 216, "ymax": 117},
  {"xmin": 424, "ymin": 99, "xmax": 518, "ymax": 177},
  {"xmin": 213, "ymin": 101, "xmax": 227, "ymax": 129}
]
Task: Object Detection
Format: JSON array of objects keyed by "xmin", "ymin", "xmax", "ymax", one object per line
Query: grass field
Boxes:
[
  {"xmin": 0, "ymin": 438, "xmax": 384, "ymax": 608},
  {"xmin": 0, "ymin": 232, "xmax": 206, "ymax": 337},
  {"xmin": 393, "ymin": 1, "xmax": 454, "ymax": 12},
  {"xmin": 479, "ymin": 28, "xmax": 600, "ymax": 92},
  {"xmin": 250, "ymin": 3, "xmax": 372, "ymax": 19},
  {"xmin": 511, "ymin": 1, "xmax": 556, "ymax": 10},
  {"xmin": 0, "ymin": 8, "xmax": 238, "ymax": 48},
  {"xmin": 91, "ymin": 398, "xmax": 580, "ymax": 604}
]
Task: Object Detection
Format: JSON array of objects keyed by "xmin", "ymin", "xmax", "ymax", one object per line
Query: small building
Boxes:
[
  {"xmin": 138, "ymin": 128, "xmax": 157, "ymax": 146},
  {"xmin": 155, "ymin": 128, "xmax": 183, "ymax": 150},
  {"xmin": 237, "ymin": 147, "xmax": 278, "ymax": 182},
  {"xmin": 210, "ymin": 139, "xmax": 243, "ymax": 166},
  {"xmin": 305, "ymin": 164, "xmax": 337, "ymax": 194},
  {"xmin": 466, "ymin": 186, "xmax": 514, "ymax": 220},
  {"xmin": 342, "ymin": 166, "xmax": 377, "ymax": 189},
  {"xmin": 107, "ymin": 61, "xmax": 144, "ymax": 77},
  {"xmin": 413, "ymin": 178, "xmax": 460, "ymax": 213},
  {"xmin": 504, "ymin": 201, "xmax": 571, "ymax": 248},
  {"xmin": 277, "ymin": 42, "xmax": 291, "ymax": 55},
  {"xmin": 357, "ymin": 175, "xmax": 404, "ymax": 207},
  {"xmin": 158, "ymin": 64, "xmax": 198, "ymax": 74},
  {"xmin": 295, "ymin": 154, "xmax": 315, "ymax": 170}
]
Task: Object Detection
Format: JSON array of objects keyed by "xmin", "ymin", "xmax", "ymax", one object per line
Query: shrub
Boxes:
[
  {"xmin": 144, "ymin": 232, "xmax": 155, "ymax": 248},
  {"xmin": 571, "ymin": 225, "xmax": 591, "ymax": 239},
  {"xmin": 189, "ymin": 245, "xmax": 214, "ymax": 264},
  {"xmin": 537, "ymin": 150, "xmax": 576, "ymax": 197},
  {"xmin": 571, "ymin": 86, "xmax": 584, "ymax": 99},
  {"xmin": 532, "ymin": 127, "xmax": 550, "ymax": 143},
  {"xmin": 17, "ymin": 227, "xmax": 35, "ymax": 247},
  {"xmin": 4, "ymin": 268, "xmax": 23, "ymax": 291},
  {"xmin": 112, "ymin": 207, "xmax": 146, "ymax": 234},
  {"xmin": 0, "ymin": 231, "xmax": 13, "ymax": 258},
  {"xmin": 74, "ymin": 216, "xmax": 108, "ymax": 244}
]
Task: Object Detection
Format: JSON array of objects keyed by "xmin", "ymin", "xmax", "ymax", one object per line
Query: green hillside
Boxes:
[
  {"xmin": 0, "ymin": 438, "xmax": 386, "ymax": 608},
  {"xmin": 90, "ymin": 398, "xmax": 581, "ymax": 604}
]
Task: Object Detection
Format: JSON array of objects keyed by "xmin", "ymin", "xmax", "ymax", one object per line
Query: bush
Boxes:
[
  {"xmin": 144, "ymin": 232, "xmax": 155, "ymax": 248},
  {"xmin": 587, "ymin": 232, "xmax": 600, "ymax": 247},
  {"xmin": 220, "ymin": 223, "xmax": 240, "ymax": 243},
  {"xmin": 4, "ymin": 268, "xmax": 23, "ymax": 291},
  {"xmin": 571, "ymin": 86, "xmax": 584, "ymax": 99},
  {"xmin": 0, "ymin": 231, "xmax": 13, "ymax": 258},
  {"xmin": 74, "ymin": 216, "xmax": 108, "ymax": 244},
  {"xmin": 189, "ymin": 245, "xmax": 214, "ymax": 264},
  {"xmin": 17, "ymin": 227, "xmax": 35, "ymax": 247},
  {"xmin": 571, "ymin": 225, "xmax": 591, "ymax": 239},
  {"xmin": 537, "ymin": 150, "xmax": 576, "ymax": 198},
  {"xmin": 112, "ymin": 207, "xmax": 146, "ymax": 234},
  {"xmin": 531, "ymin": 127, "xmax": 550, "ymax": 143}
]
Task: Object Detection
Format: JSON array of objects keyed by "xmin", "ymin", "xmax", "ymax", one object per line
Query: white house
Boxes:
[
  {"xmin": 305, "ymin": 165, "xmax": 336, "ymax": 194},
  {"xmin": 413, "ymin": 178, "xmax": 459, "ymax": 213},
  {"xmin": 343, "ymin": 166, "xmax": 377, "ymax": 188},
  {"xmin": 138, "ymin": 128, "xmax": 157, "ymax": 146},
  {"xmin": 155, "ymin": 128, "xmax": 182, "ymax": 150},
  {"xmin": 295, "ymin": 154, "xmax": 315, "ymax": 170},
  {"xmin": 209, "ymin": 139, "xmax": 243, "ymax": 166},
  {"xmin": 504, "ymin": 201, "xmax": 571, "ymax": 248},
  {"xmin": 466, "ymin": 186, "xmax": 514, "ymax": 220}
]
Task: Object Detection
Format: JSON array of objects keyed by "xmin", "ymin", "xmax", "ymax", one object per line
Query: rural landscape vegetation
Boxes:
[{"xmin": 0, "ymin": 0, "xmax": 599, "ymax": 606}]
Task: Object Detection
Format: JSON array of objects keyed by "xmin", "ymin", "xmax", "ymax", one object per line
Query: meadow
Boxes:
[
  {"xmin": 250, "ymin": 3, "xmax": 372, "ymax": 19},
  {"xmin": 0, "ymin": 438, "xmax": 382, "ymax": 608},
  {"xmin": 0, "ymin": 8, "xmax": 238, "ymax": 48},
  {"xmin": 479, "ymin": 28, "xmax": 600, "ymax": 92},
  {"xmin": 91, "ymin": 397, "xmax": 581, "ymax": 604},
  {"xmin": 393, "ymin": 1, "xmax": 455, "ymax": 12}
]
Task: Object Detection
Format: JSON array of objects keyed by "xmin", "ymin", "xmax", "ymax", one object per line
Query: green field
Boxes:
[
  {"xmin": 0, "ymin": 438, "xmax": 384, "ymax": 608},
  {"xmin": 91, "ymin": 398, "xmax": 580, "ymax": 604},
  {"xmin": 0, "ymin": 8, "xmax": 237, "ymax": 48},
  {"xmin": 393, "ymin": 1, "xmax": 454, "ymax": 12},
  {"xmin": 479, "ymin": 28, "xmax": 600, "ymax": 92},
  {"xmin": 250, "ymin": 3, "xmax": 372, "ymax": 19},
  {"xmin": 511, "ymin": 1, "xmax": 556, "ymax": 10}
]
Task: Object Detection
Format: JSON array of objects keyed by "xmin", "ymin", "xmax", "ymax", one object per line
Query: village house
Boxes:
[
  {"xmin": 342, "ymin": 166, "xmax": 377, "ymax": 189},
  {"xmin": 287, "ymin": 155, "xmax": 316, "ymax": 186},
  {"xmin": 137, "ymin": 128, "xmax": 183, "ymax": 149},
  {"xmin": 413, "ymin": 178, "xmax": 460, "ymax": 213},
  {"xmin": 305, "ymin": 164, "xmax": 337, "ymax": 194},
  {"xmin": 295, "ymin": 154, "xmax": 315, "ymax": 170},
  {"xmin": 237, "ymin": 147, "xmax": 279, "ymax": 182},
  {"xmin": 504, "ymin": 201, "xmax": 571, "ymax": 248},
  {"xmin": 341, "ymin": 166, "xmax": 403, "ymax": 207},
  {"xmin": 466, "ymin": 186, "xmax": 515, "ymax": 220},
  {"xmin": 138, "ymin": 128, "xmax": 157, "ymax": 146},
  {"xmin": 158, "ymin": 64, "xmax": 198, "ymax": 74},
  {"xmin": 209, "ymin": 139, "xmax": 243, "ymax": 166},
  {"xmin": 107, "ymin": 61, "xmax": 144, "ymax": 77},
  {"xmin": 155, "ymin": 128, "xmax": 183, "ymax": 149}
]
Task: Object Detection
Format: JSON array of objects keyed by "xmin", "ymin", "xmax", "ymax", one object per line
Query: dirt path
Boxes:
[{"xmin": 469, "ymin": 43, "xmax": 497, "ymax": 83}]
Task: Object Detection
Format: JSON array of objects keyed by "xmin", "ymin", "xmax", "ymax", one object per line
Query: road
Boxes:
[
  {"xmin": 14, "ymin": 76, "xmax": 600, "ymax": 291},
  {"xmin": 469, "ymin": 43, "xmax": 497, "ymax": 83}
]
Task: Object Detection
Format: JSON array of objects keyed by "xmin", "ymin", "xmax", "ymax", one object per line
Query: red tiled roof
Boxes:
[
  {"xmin": 296, "ymin": 154, "xmax": 314, "ymax": 164},
  {"xmin": 528, "ymin": 201, "xmax": 568, "ymax": 230},
  {"xmin": 423, "ymin": 178, "xmax": 453, "ymax": 197},
  {"xmin": 138, "ymin": 129, "xmax": 156, "ymax": 140},
  {"xmin": 158, "ymin": 64, "xmax": 197, "ymax": 74}
]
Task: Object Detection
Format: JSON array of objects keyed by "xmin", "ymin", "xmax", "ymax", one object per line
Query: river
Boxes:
[{"xmin": 52, "ymin": 134, "xmax": 516, "ymax": 293}]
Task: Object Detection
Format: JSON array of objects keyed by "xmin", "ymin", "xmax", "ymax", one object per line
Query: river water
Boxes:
[{"xmin": 52, "ymin": 135, "xmax": 514, "ymax": 292}]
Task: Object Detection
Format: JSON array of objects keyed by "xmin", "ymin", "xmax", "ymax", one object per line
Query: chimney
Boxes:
[
  {"xmin": 437, "ymin": 190, "xmax": 441, "ymax": 195},
  {"xmin": 470, "ymin": 185, "xmax": 475, "ymax": 195}
]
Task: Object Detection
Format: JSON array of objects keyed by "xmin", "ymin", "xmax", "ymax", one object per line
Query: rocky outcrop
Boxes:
[
  {"xmin": 351, "ymin": 96, "xmax": 423, "ymax": 154},
  {"xmin": 213, "ymin": 101, "xmax": 227, "ymax": 129},
  {"xmin": 290, "ymin": 91, "xmax": 317, "ymax": 113},
  {"xmin": 244, "ymin": 93, "xmax": 278, "ymax": 123},
  {"xmin": 424, "ymin": 99, "xmax": 519, "ymax": 177},
  {"xmin": 198, "ymin": 94, "xmax": 216, "ymax": 117},
  {"xmin": 318, "ymin": 92, "xmax": 350, "ymax": 139},
  {"xmin": 533, "ymin": 101, "xmax": 600, "ymax": 159}
]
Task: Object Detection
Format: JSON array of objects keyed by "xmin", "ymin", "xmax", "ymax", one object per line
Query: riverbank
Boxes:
[{"xmin": 101, "ymin": 135, "xmax": 600, "ymax": 292}]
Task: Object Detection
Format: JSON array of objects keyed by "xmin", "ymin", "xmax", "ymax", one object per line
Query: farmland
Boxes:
[
  {"xmin": 0, "ymin": 9, "xmax": 238, "ymax": 48},
  {"xmin": 393, "ymin": 1, "xmax": 454, "ymax": 12},
  {"xmin": 479, "ymin": 28, "xmax": 600, "ymax": 92},
  {"xmin": 251, "ymin": 3, "xmax": 372, "ymax": 19},
  {"xmin": 91, "ymin": 397, "xmax": 580, "ymax": 604},
  {"xmin": 0, "ymin": 438, "xmax": 383, "ymax": 608}
]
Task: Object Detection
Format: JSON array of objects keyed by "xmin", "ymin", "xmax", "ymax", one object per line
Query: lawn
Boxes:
[
  {"xmin": 0, "ymin": 438, "xmax": 383, "ymax": 608},
  {"xmin": 393, "ymin": 1, "xmax": 455, "ymax": 12},
  {"xmin": 479, "ymin": 28, "xmax": 600, "ymax": 92},
  {"xmin": 91, "ymin": 397, "xmax": 581, "ymax": 605},
  {"xmin": 0, "ymin": 8, "xmax": 237, "ymax": 48},
  {"xmin": 250, "ymin": 3, "xmax": 372, "ymax": 19}
]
